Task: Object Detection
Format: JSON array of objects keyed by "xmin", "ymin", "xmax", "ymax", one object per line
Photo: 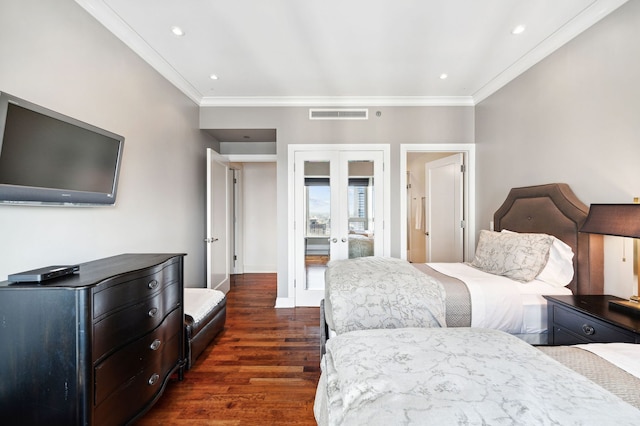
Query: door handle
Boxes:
[
  {"xmin": 341, "ymin": 237, "xmax": 347, "ymax": 243},
  {"xmin": 204, "ymin": 238, "xmax": 220, "ymax": 243},
  {"xmin": 331, "ymin": 238, "xmax": 338, "ymax": 243}
]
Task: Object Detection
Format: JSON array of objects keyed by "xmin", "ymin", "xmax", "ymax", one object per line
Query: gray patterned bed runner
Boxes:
[
  {"xmin": 412, "ymin": 263, "xmax": 471, "ymax": 327},
  {"xmin": 539, "ymin": 346, "xmax": 640, "ymax": 410}
]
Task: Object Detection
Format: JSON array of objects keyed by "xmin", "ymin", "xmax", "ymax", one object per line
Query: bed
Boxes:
[
  {"xmin": 314, "ymin": 327, "xmax": 640, "ymax": 425},
  {"xmin": 348, "ymin": 232, "xmax": 374, "ymax": 258},
  {"xmin": 321, "ymin": 183, "xmax": 604, "ymax": 349}
]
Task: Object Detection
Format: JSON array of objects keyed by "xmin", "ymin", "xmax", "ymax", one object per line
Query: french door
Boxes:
[{"xmin": 294, "ymin": 149, "xmax": 384, "ymax": 306}]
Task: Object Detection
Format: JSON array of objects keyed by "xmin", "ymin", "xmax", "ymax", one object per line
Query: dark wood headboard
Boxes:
[{"xmin": 493, "ymin": 183, "xmax": 603, "ymax": 295}]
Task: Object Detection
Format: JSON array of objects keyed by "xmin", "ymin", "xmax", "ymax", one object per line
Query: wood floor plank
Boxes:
[{"xmin": 136, "ymin": 273, "xmax": 321, "ymax": 425}]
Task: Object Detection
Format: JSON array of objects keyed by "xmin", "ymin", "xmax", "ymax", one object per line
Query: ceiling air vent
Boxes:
[{"xmin": 309, "ymin": 108, "xmax": 369, "ymax": 120}]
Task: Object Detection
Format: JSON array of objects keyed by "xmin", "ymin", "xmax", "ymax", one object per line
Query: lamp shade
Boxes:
[{"xmin": 580, "ymin": 204, "xmax": 640, "ymax": 238}]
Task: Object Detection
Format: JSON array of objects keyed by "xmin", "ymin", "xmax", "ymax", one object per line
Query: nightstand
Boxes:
[{"xmin": 544, "ymin": 295, "xmax": 640, "ymax": 345}]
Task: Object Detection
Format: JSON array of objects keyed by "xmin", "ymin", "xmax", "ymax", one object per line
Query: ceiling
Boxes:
[{"xmin": 77, "ymin": 0, "xmax": 626, "ymax": 107}]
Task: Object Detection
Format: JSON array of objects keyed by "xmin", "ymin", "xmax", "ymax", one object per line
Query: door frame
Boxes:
[
  {"xmin": 287, "ymin": 144, "xmax": 391, "ymax": 307},
  {"xmin": 231, "ymin": 168, "xmax": 243, "ymax": 274},
  {"xmin": 222, "ymin": 154, "xmax": 277, "ymax": 275},
  {"xmin": 400, "ymin": 144, "xmax": 476, "ymax": 262}
]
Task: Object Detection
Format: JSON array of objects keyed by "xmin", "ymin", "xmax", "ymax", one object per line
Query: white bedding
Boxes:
[
  {"xmin": 325, "ymin": 260, "xmax": 572, "ymax": 342},
  {"xmin": 315, "ymin": 328, "xmax": 640, "ymax": 426},
  {"xmin": 428, "ymin": 262, "xmax": 571, "ymax": 335}
]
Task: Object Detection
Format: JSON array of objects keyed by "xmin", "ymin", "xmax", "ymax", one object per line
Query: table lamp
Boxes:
[{"xmin": 580, "ymin": 203, "xmax": 640, "ymax": 312}]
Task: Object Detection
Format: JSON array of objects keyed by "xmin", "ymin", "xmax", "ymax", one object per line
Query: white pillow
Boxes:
[
  {"xmin": 537, "ymin": 237, "xmax": 574, "ymax": 287},
  {"xmin": 502, "ymin": 230, "xmax": 574, "ymax": 287}
]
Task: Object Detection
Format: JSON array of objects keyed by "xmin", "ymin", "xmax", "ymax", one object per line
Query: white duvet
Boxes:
[
  {"xmin": 315, "ymin": 328, "xmax": 640, "ymax": 426},
  {"xmin": 428, "ymin": 263, "xmax": 571, "ymax": 334}
]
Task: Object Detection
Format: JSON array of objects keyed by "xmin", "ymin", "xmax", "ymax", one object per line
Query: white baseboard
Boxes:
[
  {"xmin": 210, "ymin": 278, "xmax": 230, "ymax": 294},
  {"xmin": 275, "ymin": 297, "xmax": 295, "ymax": 308}
]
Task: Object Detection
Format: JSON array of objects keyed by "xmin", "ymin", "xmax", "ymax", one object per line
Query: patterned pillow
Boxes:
[
  {"xmin": 502, "ymin": 229, "xmax": 574, "ymax": 287},
  {"xmin": 470, "ymin": 230, "xmax": 554, "ymax": 282}
]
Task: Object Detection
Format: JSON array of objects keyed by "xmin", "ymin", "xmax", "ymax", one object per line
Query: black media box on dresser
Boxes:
[
  {"xmin": 0, "ymin": 253, "xmax": 185, "ymax": 426},
  {"xmin": 544, "ymin": 295, "xmax": 640, "ymax": 345}
]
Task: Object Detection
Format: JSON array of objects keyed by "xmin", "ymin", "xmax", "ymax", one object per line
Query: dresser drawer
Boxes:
[
  {"xmin": 93, "ymin": 261, "xmax": 179, "ymax": 319},
  {"xmin": 93, "ymin": 281, "xmax": 181, "ymax": 360},
  {"xmin": 94, "ymin": 327, "xmax": 181, "ymax": 426},
  {"xmin": 94, "ymin": 307, "xmax": 182, "ymax": 406},
  {"xmin": 552, "ymin": 304, "xmax": 637, "ymax": 343}
]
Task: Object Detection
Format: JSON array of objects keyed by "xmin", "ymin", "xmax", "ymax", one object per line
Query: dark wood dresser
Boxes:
[
  {"xmin": 545, "ymin": 294, "xmax": 640, "ymax": 345},
  {"xmin": 0, "ymin": 253, "xmax": 185, "ymax": 425}
]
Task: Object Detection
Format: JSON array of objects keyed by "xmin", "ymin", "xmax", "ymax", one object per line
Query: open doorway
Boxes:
[
  {"xmin": 228, "ymin": 161, "xmax": 277, "ymax": 275},
  {"xmin": 400, "ymin": 144, "xmax": 476, "ymax": 263}
]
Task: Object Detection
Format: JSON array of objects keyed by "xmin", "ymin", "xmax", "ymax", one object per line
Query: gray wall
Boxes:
[
  {"xmin": 476, "ymin": 0, "xmax": 640, "ymax": 296},
  {"xmin": 201, "ymin": 106, "xmax": 474, "ymax": 299},
  {"xmin": 7, "ymin": 0, "xmax": 630, "ymax": 299},
  {"xmin": 0, "ymin": 0, "xmax": 217, "ymax": 285}
]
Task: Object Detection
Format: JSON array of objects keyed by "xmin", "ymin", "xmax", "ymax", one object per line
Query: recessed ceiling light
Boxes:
[
  {"xmin": 440, "ymin": 73, "xmax": 448, "ymax": 80},
  {"xmin": 209, "ymin": 74, "xmax": 219, "ymax": 80},
  {"xmin": 171, "ymin": 26, "xmax": 185, "ymax": 37},
  {"xmin": 511, "ymin": 25, "xmax": 526, "ymax": 35}
]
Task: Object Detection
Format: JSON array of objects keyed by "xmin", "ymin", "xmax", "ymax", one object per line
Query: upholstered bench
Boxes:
[{"xmin": 183, "ymin": 288, "xmax": 227, "ymax": 369}]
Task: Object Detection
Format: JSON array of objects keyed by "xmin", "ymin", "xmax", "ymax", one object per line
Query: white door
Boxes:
[
  {"xmin": 206, "ymin": 148, "xmax": 230, "ymax": 293},
  {"xmin": 294, "ymin": 150, "xmax": 384, "ymax": 306},
  {"xmin": 426, "ymin": 153, "xmax": 464, "ymax": 262}
]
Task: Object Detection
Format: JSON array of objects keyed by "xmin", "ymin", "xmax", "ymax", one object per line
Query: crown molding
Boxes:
[
  {"xmin": 473, "ymin": 0, "xmax": 628, "ymax": 104},
  {"xmin": 199, "ymin": 96, "xmax": 475, "ymax": 107},
  {"xmin": 75, "ymin": 0, "xmax": 203, "ymax": 105}
]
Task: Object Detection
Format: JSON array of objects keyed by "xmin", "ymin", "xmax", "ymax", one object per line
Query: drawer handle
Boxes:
[
  {"xmin": 148, "ymin": 373, "xmax": 160, "ymax": 386},
  {"xmin": 148, "ymin": 279, "xmax": 159, "ymax": 290},
  {"xmin": 582, "ymin": 324, "xmax": 595, "ymax": 335},
  {"xmin": 150, "ymin": 339, "xmax": 161, "ymax": 351},
  {"xmin": 148, "ymin": 307, "xmax": 158, "ymax": 317}
]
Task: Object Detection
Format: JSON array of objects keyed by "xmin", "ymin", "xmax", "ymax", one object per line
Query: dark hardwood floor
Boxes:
[{"xmin": 136, "ymin": 273, "xmax": 321, "ymax": 425}]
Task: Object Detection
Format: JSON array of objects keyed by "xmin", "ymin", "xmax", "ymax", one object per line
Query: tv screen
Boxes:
[{"xmin": 0, "ymin": 92, "xmax": 124, "ymax": 206}]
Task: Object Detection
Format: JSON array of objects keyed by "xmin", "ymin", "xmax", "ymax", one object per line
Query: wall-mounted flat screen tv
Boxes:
[{"xmin": 0, "ymin": 92, "xmax": 124, "ymax": 206}]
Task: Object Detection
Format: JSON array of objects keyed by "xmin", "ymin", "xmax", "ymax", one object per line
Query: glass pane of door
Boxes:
[
  {"xmin": 304, "ymin": 160, "xmax": 330, "ymax": 290},
  {"xmin": 347, "ymin": 160, "xmax": 374, "ymax": 258}
]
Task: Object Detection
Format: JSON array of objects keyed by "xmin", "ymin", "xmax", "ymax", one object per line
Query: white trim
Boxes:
[
  {"xmin": 231, "ymin": 168, "xmax": 244, "ymax": 275},
  {"xmin": 201, "ymin": 96, "xmax": 474, "ymax": 107},
  {"xmin": 75, "ymin": 0, "xmax": 203, "ymax": 105},
  {"xmin": 223, "ymin": 154, "xmax": 277, "ymax": 163},
  {"xmin": 275, "ymin": 297, "xmax": 295, "ymax": 308},
  {"xmin": 400, "ymin": 144, "xmax": 476, "ymax": 262},
  {"xmin": 287, "ymin": 144, "xmax": 391, "ymax": 308},
  {"xmin": 473, "ymin": 0, "xmax": 628, "ymax": 104}
]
